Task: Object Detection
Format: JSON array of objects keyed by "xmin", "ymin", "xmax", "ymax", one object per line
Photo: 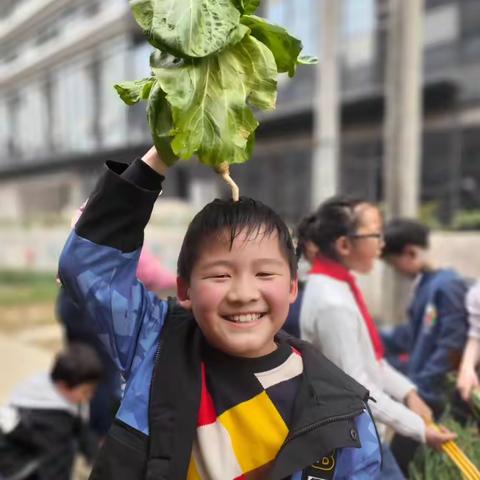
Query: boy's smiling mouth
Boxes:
[{"xmin": 223, "ymin": 312, "xmax": 267, "ymax": 323}]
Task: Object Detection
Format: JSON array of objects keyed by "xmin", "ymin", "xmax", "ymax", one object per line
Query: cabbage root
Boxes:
[{"xmin": 215, "ymin": 162, "xmax": 239, "ymax": 201}]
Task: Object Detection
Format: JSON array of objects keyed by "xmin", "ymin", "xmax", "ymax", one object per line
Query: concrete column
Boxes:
[
  {"xmin": 382, "ymin": 0, "xmax": 425, "ymax": 326},
  {"xmin": 311, "ymin": 0, "xmax": 341, "ymax": 208},
  {"xmin": 383, "ymin": 0, "xmax": 424, "ymax": 219}
]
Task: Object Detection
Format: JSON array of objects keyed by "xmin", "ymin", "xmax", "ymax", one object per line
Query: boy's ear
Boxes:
[
  {"xmin": 289, "ymin": 275, "xmax": 299, "ymax": 304},
  {"xmin": 176, "ymin": 276, "xmax": 192, "ymax": 310}
]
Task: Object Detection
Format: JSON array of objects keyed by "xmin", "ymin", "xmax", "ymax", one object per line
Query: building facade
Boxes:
[{"xmin": 0, "ymin": 0, "xmax": 479, "ymax": 226}]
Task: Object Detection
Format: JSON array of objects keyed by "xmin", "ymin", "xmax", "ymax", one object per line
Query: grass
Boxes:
[
  {"xmin": 0, "ymin": 270, "xmax": 58, "ymax": 307},
  {"xmin": 0, "ymin": 270, "xmax": 59, "ymax": 334}
]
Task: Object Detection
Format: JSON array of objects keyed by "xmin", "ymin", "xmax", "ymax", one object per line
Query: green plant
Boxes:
[
  {"xmin": 451, "ymin": 209, "xmax": 480, "ymax": 231},
  {"xmin": 409, "ymin": 417, "xmax": 480, "ymax": 480},
  {"xmin": 0, "ymin": 270, "xmax": 58, "ymax": 306},
  {"xmin": 473, "ymin": 389, "xmax": 480, "ymax": 420},
  {"xmin": 115, "ymin": 0, "xmax": 316, "ymax": 199},
  {"xmin": 419, "ymin": 202, "xmax": 443, "ymax": 229}
]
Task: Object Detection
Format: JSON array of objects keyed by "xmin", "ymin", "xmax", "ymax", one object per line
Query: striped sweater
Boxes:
[{"xmin": 188, "ymin": 344, "xmax": 302, "ymax": 478}]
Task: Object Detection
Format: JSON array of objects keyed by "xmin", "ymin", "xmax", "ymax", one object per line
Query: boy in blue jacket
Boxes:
[
  {"xmin": 58, "ymin": 146, "xmax": 382, "ymax": 479},
  {"xmin": 381, "ymin": 219, "xmax": 470, "ymax": 415}
]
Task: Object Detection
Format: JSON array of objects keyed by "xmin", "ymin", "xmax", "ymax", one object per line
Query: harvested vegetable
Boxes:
[
  {"xmin": 410, "ymin": 418, "xmax": 480, "ymax": 480},
  {"xmin": 115, "ymin": 0, "xmax": 316, "ymax": 199},
  {"xmin": 429, "ymin": 422, "xmax": 480, "ymax": 480}
]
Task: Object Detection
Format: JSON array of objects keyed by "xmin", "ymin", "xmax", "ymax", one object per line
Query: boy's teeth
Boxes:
[{"xmin": 229, "ymin": 313, "xmax": 262, "ymax": 323}]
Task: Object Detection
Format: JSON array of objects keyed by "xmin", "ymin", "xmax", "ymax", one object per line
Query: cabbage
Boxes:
[{"xmin": 115, "ymin": 0, "xmax": 316, "ymax": 198}]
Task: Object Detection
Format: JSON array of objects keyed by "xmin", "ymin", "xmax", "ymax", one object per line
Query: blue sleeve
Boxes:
[
  {"xmin": 381, "ymin": 323, "xmax": 412, "ymax": 355},
  {"xmin": 59, "ymin": 232, "xmax": 168, "ymax": 380},
  {"xmin": 410, "ymin": 279, "xmax": 469, "ymax": 403},
  {"xmin": 333, "ymin": 411, "xmax": 382, "ymax": 480}
]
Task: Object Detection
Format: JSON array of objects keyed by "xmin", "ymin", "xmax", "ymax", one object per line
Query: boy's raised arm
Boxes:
[
  {"xmin": 58, "ymin": 147, "xmax": 170, "ymax": 379},
  {"xmin": 141, "ymin": 145, "xmax": 169, "ymax": 176}
]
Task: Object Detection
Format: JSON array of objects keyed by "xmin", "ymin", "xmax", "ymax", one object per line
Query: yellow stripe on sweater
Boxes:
[{"xmin": 218, "ymin": 390, "xmax": 289, "ymax": 473}]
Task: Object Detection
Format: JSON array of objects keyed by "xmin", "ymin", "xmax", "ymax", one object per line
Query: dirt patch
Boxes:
[{"xmin": 0, "ymin": 302, "xmax": 56, "ymax": 337}]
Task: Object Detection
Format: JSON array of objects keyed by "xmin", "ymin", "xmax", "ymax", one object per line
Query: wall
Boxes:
[{"xmin": 0, "ymin": 226, "xmax": 479, "ymax": 325}]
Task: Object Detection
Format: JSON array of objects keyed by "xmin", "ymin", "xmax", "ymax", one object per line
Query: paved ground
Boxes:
[
  {"xmin": 0, "ymin": 323, "xmax": 90, "ymax": 478},
  {"xmin": 0, "ymin": 325, "xmax": 61, "ymax": 404}
]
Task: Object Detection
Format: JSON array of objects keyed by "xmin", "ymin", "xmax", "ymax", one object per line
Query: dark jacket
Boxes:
[
  {"xmin": 0, "ymin": 376, "xmax": 96, "ymax": 480},
  {"xmin": 382, "ymin": 270, "xmax": 470, "ymax": 412}
]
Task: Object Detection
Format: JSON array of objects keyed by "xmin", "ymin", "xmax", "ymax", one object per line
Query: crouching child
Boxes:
[
  {"xmin": 58, "ymin": 146, "xmax": 383, "ymax": 480},
  {"xmin": 0, "ymin": 343, "xmax": 103, "ymax": 480}
]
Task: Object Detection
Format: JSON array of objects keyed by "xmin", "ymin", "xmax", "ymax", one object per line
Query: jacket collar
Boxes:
[
  {"xmin": 269, "ymin": 332, "xmax": 369, "ymax": 479},
  {"xmin": 278, "ymin": 332, "xmax": 369, "ymax": 422}
]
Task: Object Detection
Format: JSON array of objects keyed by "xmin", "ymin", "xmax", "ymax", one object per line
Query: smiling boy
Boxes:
[{"xmin": 58, "ymin": 147, "xmax": 382, "ymax": 479}]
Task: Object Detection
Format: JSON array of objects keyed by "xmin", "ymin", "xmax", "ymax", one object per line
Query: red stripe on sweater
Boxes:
[{"xmin": 197, "ymin": 362, "xmax": 217, "ymax": 426}]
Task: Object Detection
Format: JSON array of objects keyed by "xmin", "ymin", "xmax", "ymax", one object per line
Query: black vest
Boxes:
[{"xmin": 89, "ymin": 300, "xmax": 372, "ymax": 480}]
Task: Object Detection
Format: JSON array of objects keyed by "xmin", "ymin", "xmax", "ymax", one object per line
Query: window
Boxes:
[
  {"xmin": 98, "ymin": 39, "xmax": 129, "ymax": 147},
  {"xmin": 51, "ymin": 60, "xmax": 96, "ymax": 153},
  {"xmin": 0, "ymin": 98, "xmax": 9, "ymax": 163},
  {"xmin": 423, "ymin": 4, "xmax": 459, "ymax": 49},
  {"xmin": 17, "ymin": 82, "xmax": 50, "ymax": 157},
  {"xmin": 85, "ymin": 1, "xmax": 100, "ymax": 17},
  {"xmin": 36, "ymin": 24, "xmax": 58, "ymax": 46},
  {"xmin": 264, "ymin": 0, "xmax": 319, "ymax": 57},
  {"xmin": 6, "ymin": 95, "xmax": 20, "ymax": 157},
  {"xmin": 342, "ymin": 0, "xmax": 376, "ymax": 69}
]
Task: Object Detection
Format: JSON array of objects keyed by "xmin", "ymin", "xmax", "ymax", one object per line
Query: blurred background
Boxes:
[{"xmin": 0, "ymin": 0, "xmax": 479, "ymax": 474}]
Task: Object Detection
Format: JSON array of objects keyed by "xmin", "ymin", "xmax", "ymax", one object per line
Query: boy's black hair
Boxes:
[
  {"xmin": 382, "ymin": 218, "xmax": 430, "ymax": 257},
  {"xmin": 296, "ymin": 195, "xmax": 372, "ymax": 261},
  {"xmin": 177, "ymin": 197, "xmax": 297, "ymax": 280},
  {"xmin": 50, "ymin": 343, "xmax": 104, "ymax": 388}
]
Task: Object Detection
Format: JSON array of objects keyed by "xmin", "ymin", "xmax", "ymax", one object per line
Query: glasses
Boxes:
[{"xmin": 349, "ymin": 232, "xmax": 384, "ymax": 242}]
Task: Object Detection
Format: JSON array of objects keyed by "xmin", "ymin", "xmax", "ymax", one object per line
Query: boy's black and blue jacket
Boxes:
[
  {"xmin": 58, "ymin": 159, "xmax": 382, "ymax": 479},
  {"xmin": 382, "ymin": 269, "xmax": 470, "ymax": 413}
]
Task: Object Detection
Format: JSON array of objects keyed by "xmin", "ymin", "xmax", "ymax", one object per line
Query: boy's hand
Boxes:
[
  {"xmin": 141, "ymin": 146, "xmax": 169, "ymax": 176},
  {"xmin": 457, "ymin": 367, "xmax": 479, "ymax": 402},
  {"xmin": 405, "ymin": 389, "xmax": 433, "ymax": 423},
  {"xmin": 425, "ymin": 424, "xmax": 456, "ymax": 450}
]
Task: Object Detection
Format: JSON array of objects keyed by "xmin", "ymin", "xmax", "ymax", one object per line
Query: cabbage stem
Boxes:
[{"xmin": 215, "ymin": 163, "xmax": 239, "ymax": 201}]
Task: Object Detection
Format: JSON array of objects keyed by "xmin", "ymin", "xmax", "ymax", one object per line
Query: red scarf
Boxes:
[{"xmin": 310, "ymin": 256, "xmax": 384, "ymax": 360}]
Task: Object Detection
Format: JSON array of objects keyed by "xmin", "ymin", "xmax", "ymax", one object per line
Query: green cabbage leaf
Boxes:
[
  {"xmin": 146, "ymin": 81, "xmax": 178, "ymax": 167},
  {"xmin": 114, "ymin": 78, "xmax": 155, "ymax": 105},
  {"xmin": 240, "ymin": 15, "xmax": 303, "ymax": 77},
  {"xmin": 233, "ymin": 0, "xmax": 260, "ymax": 15},
  {"xmin": 129, "ymin": 0, "xmax": 247, "ymax": 58},
  {"xmin": 150, "ymin": 35, "xmax": 277, "ymax": 167}
]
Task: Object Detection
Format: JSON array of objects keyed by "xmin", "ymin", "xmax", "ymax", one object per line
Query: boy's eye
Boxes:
[
  {"xmin": 257, "ymin": 272, "xmax": 276, "ymax": 278},
  {"xmin": 206, "ymin": 273, "xmax": 230, "ymax": 279}
]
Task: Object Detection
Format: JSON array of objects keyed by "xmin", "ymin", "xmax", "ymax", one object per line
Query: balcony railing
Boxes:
[{"xmin": 0, "ymin": 2, "xmax": 131, "ymax": 88}]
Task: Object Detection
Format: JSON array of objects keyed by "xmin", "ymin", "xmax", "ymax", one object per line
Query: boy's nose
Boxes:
[{"xmin": 227, "ymin": 277, "xmax": 260, "ymax": 303}]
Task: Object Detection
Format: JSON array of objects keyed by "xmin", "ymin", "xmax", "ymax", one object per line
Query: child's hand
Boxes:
[
  {"xmin": 457, "ymin": 366, "xmax": 479, "ymax": 402},
  {"xmin": 425, "ymin": 424, "xmax": 456, "ymax": 450},
  {"xmin": 405, "ymin": 389, "xmax": 433, "ymax": 423},
  {"xmin": 141, "ymin": 146, "xmax": 169, "ymax": 176}
]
